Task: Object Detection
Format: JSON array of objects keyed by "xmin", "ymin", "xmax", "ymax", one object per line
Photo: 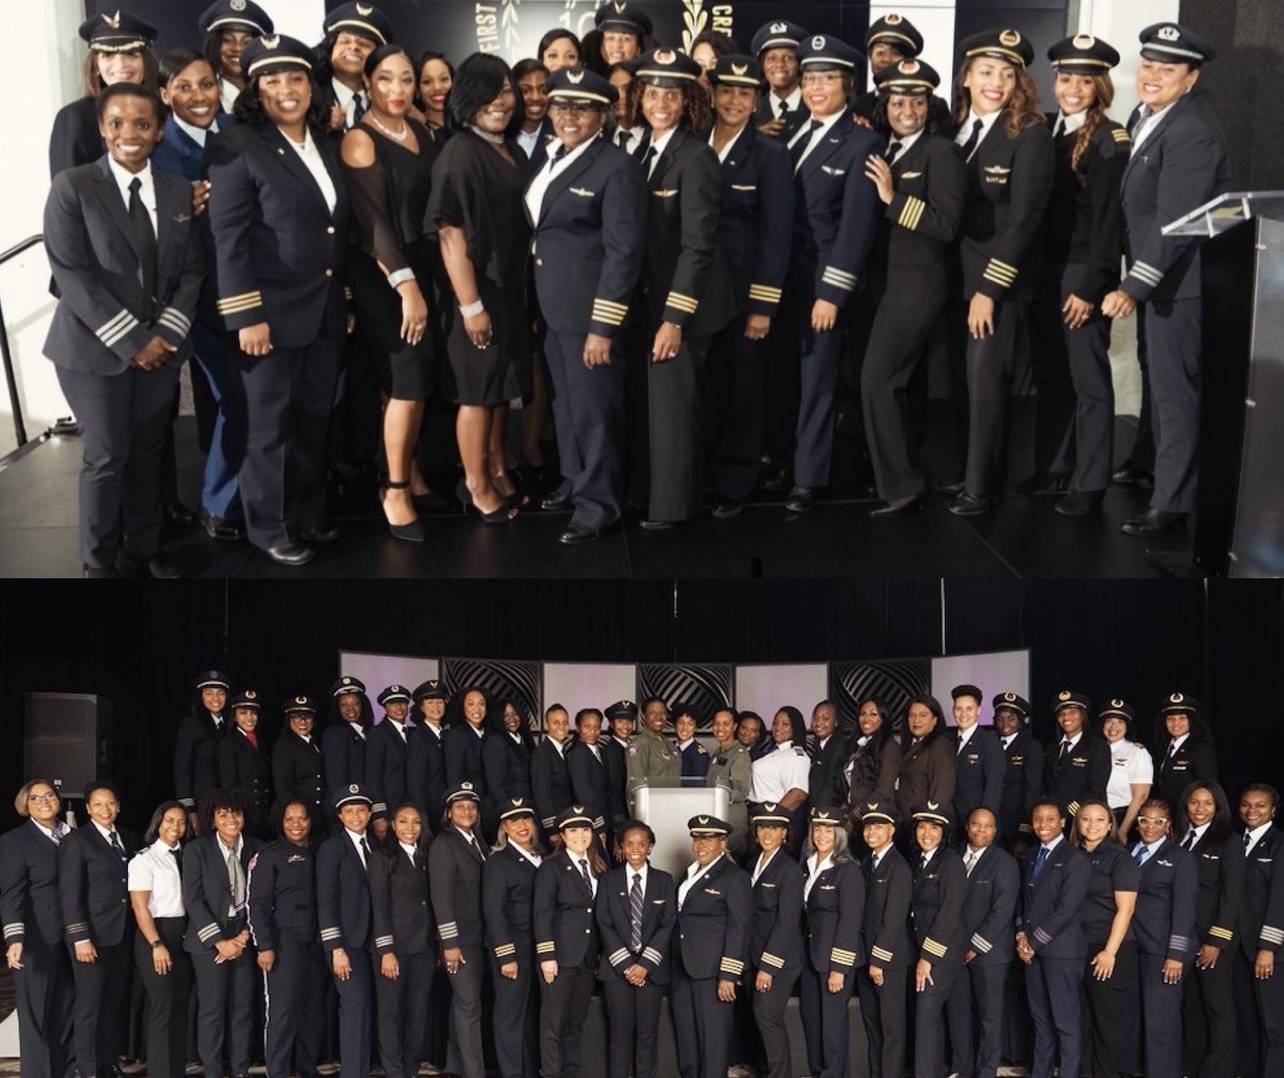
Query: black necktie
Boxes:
[
  {"xmin": 359, "ymin": 836, "xmax": 370, "ymax": 868},
  {"xmin": 579, "ymin": 857, "xmax": 593, "ymax": 891},
  {"xmin": 1244, "ymin": 831, "xmax": 1252, "ymax": 851},
  {"xmin": 778, "ymin": 99, "xmax": 790, "ymax": 121},
  {"xmin": 352, "ymin": 92, "xmax": 366, "ymax": 126},
  {"xmin": 642, "ymin": 146, "xmax": 657, "ymax": 176},
  {"xmin": 551, "ymin": 143, "xmax": 569, "ymax": 167},
  {"xmin": 1182, "ymin": 831, "xmax": 1196, "ymax": 851},
  {"xmin": 1058, "ymin": 739, "xmax": 1071, "ymax": 771},
  {"xmin": 791, "ymin": 119, "xmax": 823, "ymax": 166},
  {"xmin": 171, "ymin": 846, "xmax": 183, "ymax": 873},
  {"xmin": 1053, "ymin": 117, "xmax": 1066, "ymax": 139},
  {"xmin": 884, "ymin": 140, "xmax": 903, "ymax": 164},
  {"xmin": 959, "ymin": 117, "xmax": 985, "ymax": 161},
  {"xmin": 617, "ymin": 128, "xmax": 631, "ymax": 148},
  {"xmin": 127, "ymin": 177, "xmax": 157, "ymax": 320}
]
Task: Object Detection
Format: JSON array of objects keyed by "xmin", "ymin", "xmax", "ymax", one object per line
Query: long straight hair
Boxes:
[{"xmin": 951, "ymin": 58, "xmax": 1044, "ymax": 139}]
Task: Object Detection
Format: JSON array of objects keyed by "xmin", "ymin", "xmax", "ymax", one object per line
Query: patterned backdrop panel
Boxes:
[
  {"xmin": 637, "ymin": 664, "xmax": 733, "ymax": 729},
  {"xmin": 829, "ymin": 659, "xmax": 931, "ymax": 736},
  {"xmin": 442, "ymin": 658, "xmax": 543, "ymax": 730}
]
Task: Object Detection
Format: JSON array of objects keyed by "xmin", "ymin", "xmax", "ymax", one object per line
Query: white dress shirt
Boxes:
[
  {"xmin": 770, "ymin": 86, "xmax": 802, "ymax": 120},
  {"xmin": 128, "ymin": 841, "xmax": 186, "ymax": 918},
  {"xmin": 646, "ymin": 127, "xmax": 677, "ymax": 178},
  {"xmin": 954, "ymin": 107, "xmax": 1002, "ymax": 160},
  {"xmin": 524, "ymin": 133, "xmax": 596, "ymax": 224},
  {"xmin": 332, "ymin": 78, "xmax": 367, "ymax": 130},
  {"xmin": 107, "ymin": 157, "xmax": 157, "ymax": 235},
  {"xmin": 751, "ymin": 846, "xmax": 778, "ymax": 885},
  {"xmin": 709, "ymin": 122, "xmax": 747, "ymax": 163},
  {"xmin": 1106, "ymin": 739, "xmax": 1155, "ymax": 810},
  {"xmin": 803, "ymin": 853, "xmax": 834, "ymax": 901},
  {"xmin": 1131, "ymin": 99, "xmax": 1178, "ymax": 155},
  {"xmin": 678, "ymin": 852, "xmax": 723, "ymax": 907},
  {"xmin": 789, "ymin": 109, "xmax": 845, "ymax": 172},
  {"xmin": 174, "ymin": 114, "xmax": 220, "ymax": 149},
  {"xmin": 884, "ymin": 127, "xmax": 923, "ymax": 166},
  {"xmin": 750, "ymin": 743, "xmax": 811, "ymax": 803},
  {"xmin": 283, "ymin": 127, "xmax": 338, "ymax": 215}
]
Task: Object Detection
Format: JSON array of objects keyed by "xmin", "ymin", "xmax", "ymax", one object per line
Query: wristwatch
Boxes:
[{"xmin": 150, "ymin": 939, "xmax": 163, "ymax": 949}]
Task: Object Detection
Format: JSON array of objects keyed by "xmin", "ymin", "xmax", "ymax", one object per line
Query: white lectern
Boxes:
[{"xmin": 632, "ymin": 781, "xmax": 732, "ymax": 878}]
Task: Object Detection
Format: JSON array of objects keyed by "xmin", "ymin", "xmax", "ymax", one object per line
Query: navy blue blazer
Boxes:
[
  {"xmin": 713, "ymin": 123, "xmax": 793, "ymax": 319},
  {"xmin": 530, "ymin": 737, "xmax": 573, "ymax": 833},
  {"xmin": 522, "ymin": 117, "xmax": 557, "ymax": 172},
  {"xmin": 1, "ymin": 821, "xmax": 65, "ymax": 949},
  {"xmin": 1188, "ymin": 830, "xmax": 1243, "ymax": 953},
  {"xmin": 1239, "ymin": 825, "xmax": 1284, "ymax": 961},
  {"xmin": 58, "ymin": 822, "xmax": 137, "ymax": 947},
  {"xmin": 408, "ymin": 724, "xmax": 448, "ymax": 828},
  {"xmin": 322, "ymin": 721, "xmax": 368, "ymax": 806},
  {"xmin": 443, "ymin": 724, "xmax": 489, "ymax": 805},
  {"xmin": 1017, "ymin": 838, "xmax": 1088, "ymax": 960},
  {"xmin": 863, "ymin": 845, "xmax": 913, "ymax": 972},
  {"xmin": 1000, "ymin": 729, "xmax": 1044, "ymax": 844},
  {"xmin": 43, "ymin": 157, "xmax": 204, "ymax": 375},
  {"xmin": 596, "ymin": 862, "xmax": 676, "ymax": 983},
  {"xmin": 566, "ymin": 740, "xmax": 611, "ymax": 832},
  {"xmin": 369, "ymin": 842, "xmax": 434, "ymax": 957},
  {"xmin": 271, "ymin": 731, "xmax": 325, "ymax": 815},
  {"xmin": 788, "ymin": 116, "xmax": 885, "ymax": 307},
  {"xmin": 749, "ymin": 849, "xmax": 803, "ymax": 973},
  {"xmin": 1132, "ymin": 837, "xmax": 1197, "ymax": 961},
  {"xmin": 1119, "ymin": 89, "xmax": 1231, "ymax": 303},
  {"xmin": 428, "ymin": 827, "xmax": 485, "ymax": 948},
  {"xmin": 174, "ymin": 712, "xmax": 226, "ymax": 812},
  {"xmin": 151, "ymin": 115, "xmax": 235, "ymax": 183},
  {"xmin": 482, "ymin": 731, "xmax": 534, "ymax": 808},
  {"xmin": 959, "ymin": 844, "xmax": 1019, "ymax": 966},
  {"xmin": 534, "ymin": 849, "xmax": 600, "ymax": 968},
  {"xmin": 674, "ymin": 853, "xmax": 752, "ymax": 982},
  {"xmin": 953, "ymin": 726, "xmax": 1006, "ymax": 825},
  {"xmin": 482, "ymin": 841, "xmax": 539, "ymax": 963},
  {"xmin": 804, "ymin": 858, "xmax": 864, "ymax": 974},
  {"xmin": 524, "ymin": 134, "xmax": 647, "ymax": 341},
  {"xmin": 316, "ymin": 829, "xmax": 372, "ymax": 954},
  {"xmin": 183, "ymin": 832, "xmax": 264, "ymax": 954},
  {"xmin": 204, "ymin": 121, "xmax": 350, "ymax": 347},
  {"xmin": 366, "ymin": 719, "xmax": 415, "ymax": 821},
  {"xmin": 246, "ymin": 839, "xmax": 317, "ymax": 951}
]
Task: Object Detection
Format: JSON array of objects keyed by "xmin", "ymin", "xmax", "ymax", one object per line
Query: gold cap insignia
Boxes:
[
  {"xmin": 811, "ymin": 35, "xmax": 827, "ymax": 50},
  {"xmin": 356, "ymin": 3, "xmax": 374, "ymax": 15},
  {"xmin": 999, "ymin": 29, "xmax": 1021, "ymax": 47},
  {"xmin": 261, "ymin": 34, "xmax": 280, "ymax": 49},
  {"xmin": 566, "ymin": 68, "xmax": 585, "ymax": 83},
  {"xmin": 349, "ymin": 784, "xmax": 359, "ymax": 793},
  {"xmin": 1158, "ymin": 25, "xmax": 1181, "ymax": 42},
  {"xmin": 1003, "ymin": 692, "xmax": 1016, "ymax": 702},
  {"xmin": 900, "ymin": 59, "xmax": 920, "ymax": 73},
  {"xmin": 103, "ymin": 11, "xmax": 122, "ymax": 29},
  {"xmin": 1058, "ymin": 690, "xmax": 1071, "ymax": 701},
  {"xmin": 1072, "ymin": 33, "xmax": 1096, "ymax": 49},
  {"xmin": 886, "ymin": 13, "xmax": 903, "ymax": 24},
  {"xmin": 770, "ymin": 21, "xmax": 787, "ymax": 33},
  {"xmin": 655, "ymin": 49, "xmax": 676, "ymax": 64},
  {"xmin": 731, "ymin": 62, "xmax": 748, "ymax": 75}
]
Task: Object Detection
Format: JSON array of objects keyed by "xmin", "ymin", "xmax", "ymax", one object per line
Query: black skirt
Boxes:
[{"xmin": 349, "ymin": 239, "xmax": 440, "ymax": 401}]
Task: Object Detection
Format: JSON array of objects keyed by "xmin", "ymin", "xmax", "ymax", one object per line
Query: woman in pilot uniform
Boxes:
[
  {"xmin": 535, "ymin": 806, "xmax": 605, "ymax": 1078},
  {"xmin": 859, "ymin": 802, "xmax": 913, "ymax": 1078},
  {"xmin": 198, "ymin": 0, "xmax": 274, "ymax": 115},
  {"xmin": 321, "ymin": 676, "xmax": 372, "ymax": 804},
  {"xmin": 1024, "ymin": 35, "xmax": 1129, "ymax": 514},
  {"xmin": 271, "ymin": 696, "xmax": 327, "ymax": 827},
  {"xmin": 858, "ymin": 59, "xmax": 966, "ymax": 516},
  {"xmin": 799, "ymin": 807, "xmax": 864, "ymax": 1078},
  {"xmin": 205, "ymin": 33, "xmax": 352, "ymax": 568},
  {"xmin": 175, "ymin": 671, "xmax": 231, "ymax": 832},
  {"xmin": 216, "ymin": 690, "xmax": 272, "ymax": 837},
  {"xmin": 703, "ymin": 55, "xmax": 794, "ymax": 520},
  {"xmin": 626, "ymin": 48, "xmax": 735, "ymax": 529},
  {"xmin": 1152, "ymin": 693, "xmax": 1219, "ymax": 810},
  {"xmin": 50, "ymin": 12, "xmax": 158, "ymax": 176},
  {"xmin": 942, "ymin": 29, "xmax": 1054, "ymax": 516}
]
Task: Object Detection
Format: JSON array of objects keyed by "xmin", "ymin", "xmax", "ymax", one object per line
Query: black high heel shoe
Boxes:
[
  {"xmin": 456, "ymin": 479, "xmax": 519, "ymax": 523},
  {"xmin": 380, "ymin": 479, "xmax": 426, "ymax": 543}
]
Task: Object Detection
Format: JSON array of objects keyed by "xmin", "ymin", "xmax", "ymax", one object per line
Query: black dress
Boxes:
[
  {"xmin": 427, "ymin": 130, "xmax": 532, "ymax": 406},
  {"xmin": 343, "ymin": 117, "xmax": 442, "ymax": 401}
]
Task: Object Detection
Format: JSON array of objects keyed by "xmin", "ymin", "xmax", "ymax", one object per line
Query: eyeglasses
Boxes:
[
  {"xmin": 1136, "ymin": 816, "xmax": 1170, "ymax": 826},
  {"xmin": 28, "ymin": 792, "xmax": 59, "ymax": 803},
  {"xmin": 800, "ymin": 72, "xmax": 844, "ymax": 87}
]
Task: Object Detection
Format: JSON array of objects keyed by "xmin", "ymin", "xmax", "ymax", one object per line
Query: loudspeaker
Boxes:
[{"xmin": 24, "ymin": 692, "xmax": 112, "ymax": 798}]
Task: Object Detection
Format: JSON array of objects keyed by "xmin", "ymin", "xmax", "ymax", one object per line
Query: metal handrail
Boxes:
[{"xmin": 0, "ymin": 234, "xmax": 45, "ymax": 449}]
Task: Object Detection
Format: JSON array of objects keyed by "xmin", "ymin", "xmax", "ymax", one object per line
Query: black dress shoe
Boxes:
[
  {"xmin": 1120, "ymin": 508, "xmax": 1188, "ymax": 536},
  {"xmin": 300, "ymin": 524, "xmax": 340, "ymax": 545},
  {"xmin": 711, "ymin": 497, "xmax": 744, "ymax": 520},
  {"xmin": 639, "ymin": 518, "xmax": 676, "ymax": 530},
  {"xmin": 785, "ymin": 486, "xmax": 816, "ymax": 512},
  {"xmin": 1055, "ymin": 489, "xmax": 1104, "ymax": 516},
  {"xmin": 141, "ymin": 554, "xmax": 183, "ymax": 579},
  {"xmin": 83, "ymin": 565, "xmax": 120, "ymax": 579},
  {"xmin": 200, "ymin": 508, "xmax": 246, "ymax": 541},
  {"xmin": 540, "ymin": 491, "xmax": 572, "ymax": 511},
  {"xmin": 163, "ymin": 501, "xmax": 197, "ymax": 527},
  {"xmin": 1015, "ymin": 472, "xmax": 1070, "ymax": 495},
  {"xmin": 759, "ymin": 467, "xmax": 791, "ymax": 492},
  {"xmin": 266, "ymin": 542, "xmax": 314, "ymax": 566},
  {"xmin": 1111, "ymin": 462, "xmax": 1154, "ymax": 487},
  {"xmin": 869, "ymin": 491, "xmax": 928, "ymax": 517},
  {"xmin": 949, "ymin": 491, "xmax": 999, "ymax": 516},
  {"xmin": 559, "ymin": 524, "xmax": 600, "ymax": 545},
  {"xmin": 934, "ymin": 479, "xmax": 965, "ymax": 497}
]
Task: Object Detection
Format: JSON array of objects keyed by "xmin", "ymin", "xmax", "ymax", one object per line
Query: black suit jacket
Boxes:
[
  {"xmin": 322, "ymin": 721, "xmax": 368, "ymax": 806},
  {"xmin": 482, "ymin": 731, "xmax": 534, "ymax": 808},
  {"xmin": 641, "ymin": 128, "xmax": 737, "ymax": 338},
  {"xmin": 804, "ymin": 858, "xmax": 864, "ymax": 974},
  {"xmin": 597, "ymin": 862, "xmax": 676, "ymax": 983},
  {"xmin": 807, "ymin": 734, "xmax": 848, "ymax": 809},
  {"xmin": 1017, "ymin": 839, "xmax": 1088, "ymax": 960},
  {"xmin": 428, "ymin": 827, "xmax": 486, "ymax": 948},
  {"xmin": 1045, "ymin": 733, "xmax": 1110, "ymax": 821},
  {"xmin": 953, "ymin": 113, "xmax": 1054, "ymax": 302},
  {"xmin": 204, "ymin": 122, "xmax": 350, "ymax": 347},
  {"xmin": 1000, "ymin": 730, "xmax": 1044, "ymax": 844},
  {"xmin": 525, "ymin": 134, "xmax": 647, "ymax": 340},
  {"xmin": 217, "ymin": 727, "xmax": 272, "ymax": 823},
  {"xmin": 482, "ymin": 841, "xmax": 539, "ymax": 962},
  {"xmin": 316, "ymin": 830, "xmax": 372, "ymax": 954},
  {"xmin": 443, "ymin": 724, "xmax": 489, "ymax": 807},
  {"xmin": 370, "ymin": 842, "xmax": 434, "ymax": 957},
  {"xmin": 1118, "ymin": 89, "xmax": 1231, "ymax": 303},
  {"xmin": 674, "ymin": 853, "xmax": 752, "ymax": 982},
  {"xmin": 183, "ymin": 832, "xmax": 264, "ymax": 953},
  {"xmin": 714, "ymin": 123, "xmax": 793, "ymax": 318},
  {"xmin": 409, "ymin": 723, "xmax": 448, "ymax": 828},
  {"xmin": 911, "ymin": 848, "xmax": 967, "ymax": 967},
  {"xmin": 1187, "ymin": 830, "xmax": 1243, "ymax": 952},
  {"xmin": 567, "ymin": 740, "xmax": 611, "ymax": 831},
  {"xmin": 49, "ymin": 95, "xmax": 103, "ymax": 176},
  {"xmin": 863, "ymin": 845, "xmax": 913, "ymax": 972},
  {"xmin": 601, "ymin": 739, "xmax": 630, "ymax": 828},
  {"xmin": 753, "ymin": 93, "xmax": 809, "ymax": 145},
  {"xmin": 246, "ymin": 839, "xmax": 317, "ymax": 951},
  {"xmin": 58, "ymin": 823, "xmax": 137, "ymax": 947},
  {"xmin": 1, "ymin": 821, "xmax": 65, "ymax": 948},
  {"xmin": 959, "ymin": 844, "xmax": 1019, "ymax": 965},
  {"xmin": 174, "ymin": 712, "xmax": 227, "ymax": 812},
  {"xmin": 366, "ymin": 719, "xmax": 416, "ymax": 821},
  {"xmin": 534, "ymin": 849, "xmax": 600, "ymax": 968},
  {"xmin": 1239, "ymin": 825, "xmax": 1284, "ymax": 961},
  {"xmin": 272, "ymin": 731, "xmax": 325, "ymax": 815},
  {"xmin": 868, "ymin": 133, "xmax": 965, "ymax": 308},
  {"xmin": 1153, "ymin": 736, "xmax": 1218, "ymax": 810},
  {"xmin": 531, "ymin": 737, "xmax": 574, "ymax": 833},
  {"xmin": 43, "ymin": 156, "xmax": 205, "ymax": 375},
  {"xmin": 953, "ymin": 726, "xmax": 1005, "ymax": 825},
  {"xmin": 749, "ymin": 849, "xmax": 803, "ymax": 973}
]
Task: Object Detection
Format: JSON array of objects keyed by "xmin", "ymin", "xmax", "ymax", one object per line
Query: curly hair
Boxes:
[
  {"xmin": 951, "ymin": 58, "xmax": 1045, "ymax": 139},
  {"xmin": 626, "ymin": 77, "xmax": 711, "ymax": 136},
  {"xmin": 690, "ymin": 29, "xmax": 740, "ymax": 60},
  {"xmin": 870, "ymin": 90, "xmax": 942, "ymax": 140},
  {"xmin": 1062, "ymin": 72, "xmax": 1115, "ymax": 178},
  {"xmin": 234, "ymin": 71, "xmax": 332, "ymax": 133}
]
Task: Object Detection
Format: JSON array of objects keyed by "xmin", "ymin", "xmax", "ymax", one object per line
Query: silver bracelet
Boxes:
[
  {"xmin": 459, "ymin": 298, "xmax": 485, "ymax": 317},
  {"xmin": 386, "ymin": 268, "xmax": 416, "ymax": 289}
]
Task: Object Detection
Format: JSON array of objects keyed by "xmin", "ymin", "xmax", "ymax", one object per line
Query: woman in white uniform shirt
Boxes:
[
  {"xmin": 128, "ymin": 801, "xmax": 192, "ymax": 1078},
  {"xmin": 749, "ymin": 707, "xmax": 812, "ymax": 856},
  {"xmin": 1098, "ymin": 699, "xmax": 1152, "ymax": 842}
]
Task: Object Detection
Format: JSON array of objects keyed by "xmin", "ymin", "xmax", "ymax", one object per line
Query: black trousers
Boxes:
[
  {"xmin": 327, "ymin": 945, "xmax": 372, "ymax": 1078},
  {"xmin": 961, "ymin": 295, "xmax": 1030, "ymax": 498},
  {"xmin": 444, "ymin": 944, "xmax": 487, "ymax": 1078},
  {"xmin": 1142, "ymin": 297, "xmax": 1201, "ymax": 513},
  {"xmin": 913, "ymin": 956, "xmax": 960, "ymax": 1078},
  {"xmin": 1233, "ymin": 946, "xmax": 1284, "ymax": 1077},
  {"xmin": 860, "ymin": 300, "xmax": 943, "ymax": 501},
  {"xmin": 190, "ymin": 942, "xmax": 255, "ymax": 1078},
  {"xmin": 12, "ymin": 935, "xmax": 74, "ymax": 1078},
  {"xmin": 705, "ymin": 314, "xmax": 769, "ymax": 502},
  {"xmin": 1025, "ymin": 954, "xmax": 1082, "ymax": 1078},
  {"xmin": 671, "ymin": 968, "xmax": 733, "ymax": 1078},
  {"xmin": 263, "ymin": 938, "xmax": 324, "ymax": 1078},
  {"xmin": 134, "ymin": 919, "xmax": 192, "ymax": 1078},
  {"xmin": 749, "ymin": 963, "xmax": 799, "ymax": 1078},
  {"xmin": 69, "ymin": 935, "xmax": 132, "ymax": 1078},
  {"xmin": 1182, "ymin": 945, "xmax": 1234, "ymax": 1078},
  {"xmin": 543, "ymin": 328, "xmax": 627, "ymax": 532},
  {"xmin": 603, "ymin": 975, "xmax": 666, "ymax": 1078},
  {"xmin": 374, "ymin": 949, "xmax": 432, "ymax": 1078},
  {"xmin": 230, "ymin": 332, "xmax": 342, "ymax": 550},
  {"xmin": 763, "ymin": 292, "xmax": 802, "ymax": 477},
  {"xmin": 858, "ymin": 964, "xmax": 908, "ymax": 1078},
  {"xmin": 490, "ymin": 943, "xmax": 538, "ymax": 1078},
  {"xmin": 1123, "ymin": 951, "xmax": 1188, "ymax": 1078},
  {"xmin": 799, "ymin": 963, "xmax": 851, "ymax": 1078},
  {"xmin": 946, "ymin": 959, "xmax": 1008, "ymax": 1078},
  {"xmin": 1124, "ymin": 301, "xmax": 1156, "ymax": 471},
  {"xmin": 538, "ymin": 955, "xmax": 597, "ymax": 1078},
  {"xmin": 1080, "ymin": 938, "xmax": 1135, "ymax": 1078},
  {"xmin": 55, "ymin": 363, "xmax": 179, "ymax": 566}
]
